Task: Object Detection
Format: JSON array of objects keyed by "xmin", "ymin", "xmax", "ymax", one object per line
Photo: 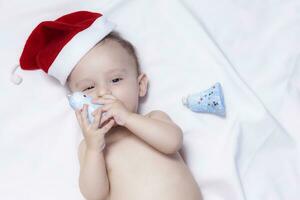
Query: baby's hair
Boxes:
[
  {"xmin": 66, "ymin": 31, "xmax": 141, "ymax": 84},
  {"xmin": 99, "ymin": 31, "xmax": 141, "ymax": 76}
]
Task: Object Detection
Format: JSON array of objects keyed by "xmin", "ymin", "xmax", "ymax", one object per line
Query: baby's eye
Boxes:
[
  {"xmin": 112, "ymin": 78, "xmax": 123, "ymax": 83},
  {"xmin": 83, "ymin": 86, "xmax": 94, "ymax": 91}
]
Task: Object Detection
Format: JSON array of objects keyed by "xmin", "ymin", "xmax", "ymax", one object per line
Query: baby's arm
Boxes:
[
  {"xmin": 125, "ymin": 110, "xmax": 183, "ymax": 155},
  {"xmin": 74, "ymin": 105, "xmax": 114, "ymax": 200},
  {"xmin": 92, "ymin": 96, "xmax": 182, "ymax": 155},
  {"xmin": 78, "ymin": 140, "xmax": 109, "ymax": 200}
]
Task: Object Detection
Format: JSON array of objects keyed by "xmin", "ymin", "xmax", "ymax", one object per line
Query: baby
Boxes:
[
  {"xmin": 13, "ymin": 10, "xmax": 202, "ymax": 200},
  {"xmin": 66, "ymin": 31, "xmax": 203, "ymax": 200}
]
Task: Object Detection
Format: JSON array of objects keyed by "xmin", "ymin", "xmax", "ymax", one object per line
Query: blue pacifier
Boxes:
[
  {"xmin": 182, "ymin": 82, "xmax": 226, "ymax": 117},
  {"xmin": 67, "ymin": 92, "xmax": 104, "ymax": 124}
]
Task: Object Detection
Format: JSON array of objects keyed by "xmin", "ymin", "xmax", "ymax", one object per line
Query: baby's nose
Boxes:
[{"xmin": 96, "ymin": 87, "xmax": 112, "ymax": 97}]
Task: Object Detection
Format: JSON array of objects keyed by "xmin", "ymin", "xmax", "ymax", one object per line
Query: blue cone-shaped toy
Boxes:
[
  {"xmin": 67, "ymin": 92, "xmax": 104, "ymax": 124},
  {"xmin": 182, "ymin": 82, "xmax": 226, "ymax": 117}
]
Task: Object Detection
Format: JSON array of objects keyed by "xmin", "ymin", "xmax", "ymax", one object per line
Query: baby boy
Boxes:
[
  {"xmin": 66, "ymin": 31, "xmax": 202, "ymax": 200},
  {"xmin": 15, "ymin": 11, "xmax": 202, "ymax": 200}
]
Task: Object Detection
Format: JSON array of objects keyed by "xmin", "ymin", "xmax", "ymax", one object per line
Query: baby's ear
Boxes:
[{"xmin": 138, "ymin": 73, "xmax": 148, "ymax": 97}]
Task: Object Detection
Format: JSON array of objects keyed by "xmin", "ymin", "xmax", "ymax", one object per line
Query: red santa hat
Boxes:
[{"xmin": 11, "ymin": 10, "xmax": 116, "ymax": 85}]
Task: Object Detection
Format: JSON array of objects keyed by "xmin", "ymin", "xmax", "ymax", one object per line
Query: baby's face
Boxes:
[{"xmin": 67, "ymin": 39, "xmax": 148, "ymax": 113}]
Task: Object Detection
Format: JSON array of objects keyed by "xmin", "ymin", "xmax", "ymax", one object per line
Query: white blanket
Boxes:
[{"xmin": 1, "ymin": 0, "xmax": 299, "ymax": 199}]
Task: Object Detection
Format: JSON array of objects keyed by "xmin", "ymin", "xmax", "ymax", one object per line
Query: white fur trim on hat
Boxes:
[{"xmin": 48, "ymin": 16, "xmax": 116, "ymax": 85}]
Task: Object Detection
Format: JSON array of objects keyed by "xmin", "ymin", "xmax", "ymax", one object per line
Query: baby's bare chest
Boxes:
[
  {"xmin": 104, "ymin": 128, "xmax": 187, "ymax": 174},
  {"xmin": 102, "ymin": 131, "xmax": 200, "ymax": 200},
  {"xmin": 104, "ymin": 132, "xmax": 179, "ymax": 175}
]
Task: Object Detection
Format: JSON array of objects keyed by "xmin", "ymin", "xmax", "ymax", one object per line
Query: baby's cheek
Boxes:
[
  {"xmin": 116, "ymin": 85, "xmax": 139, "ymax": 111},
  {"xmin": 117, "ymin": 98, "xmax": 133, "ymax": 111}
]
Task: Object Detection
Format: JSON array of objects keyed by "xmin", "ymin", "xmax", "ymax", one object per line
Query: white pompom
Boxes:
[
  {"xmin": 11, "ymin": 74, "xmax": 23, "ymax": 85},
  {"xmin": 10, "ymin": 64, "xmax": 23, "ymax": 85}
]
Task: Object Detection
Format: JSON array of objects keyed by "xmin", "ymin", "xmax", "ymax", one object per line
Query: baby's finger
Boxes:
[
  {"xmin": 100, "ymin": 111, "xmax": 112, "ymax": 126},
  {"xmin": 92, "ymin": 107, "xmax": 101, "ymax": 116},
  {"xmin": 99, "ymin": 119, "xmax": 115, "ymax": 135},
  {"xmin": 101, "ymin": 104, "xmax": 112, "ymax": 112},
  {"xmin": 76, "ymin": 110, "xmax": 89, "ymax": 138},
  {"xmin": 75, "ymin": 110, "xmax": 82, "ymax": 127},
  {"xmin": 91, "ymin": 108, "xmax": 103, "ymax": 130},
  {"xmin": 80, "ymin": 104, "xmax": 89, "ymax": 128},
  {"xmin": 92, "ymin": 98, "xmax": 114, "ymax": 105},
  {"xmin": 102, "ymin": 94, "xmax": 117, "ymax": 100}
]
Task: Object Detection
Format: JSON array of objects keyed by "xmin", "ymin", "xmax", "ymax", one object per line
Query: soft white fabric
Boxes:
[{"xmin": 1, "ymin": 0, "xmax": 299, "ymax": 199}]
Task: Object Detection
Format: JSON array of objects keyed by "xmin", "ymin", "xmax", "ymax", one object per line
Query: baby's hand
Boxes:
[
  {"xmin": 92, "ymin": 94, "xmax": 132, "ymax": 127},
  {"xmin": 75, "ymin": 104, "xmax": 115, "ymax": 152}
]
